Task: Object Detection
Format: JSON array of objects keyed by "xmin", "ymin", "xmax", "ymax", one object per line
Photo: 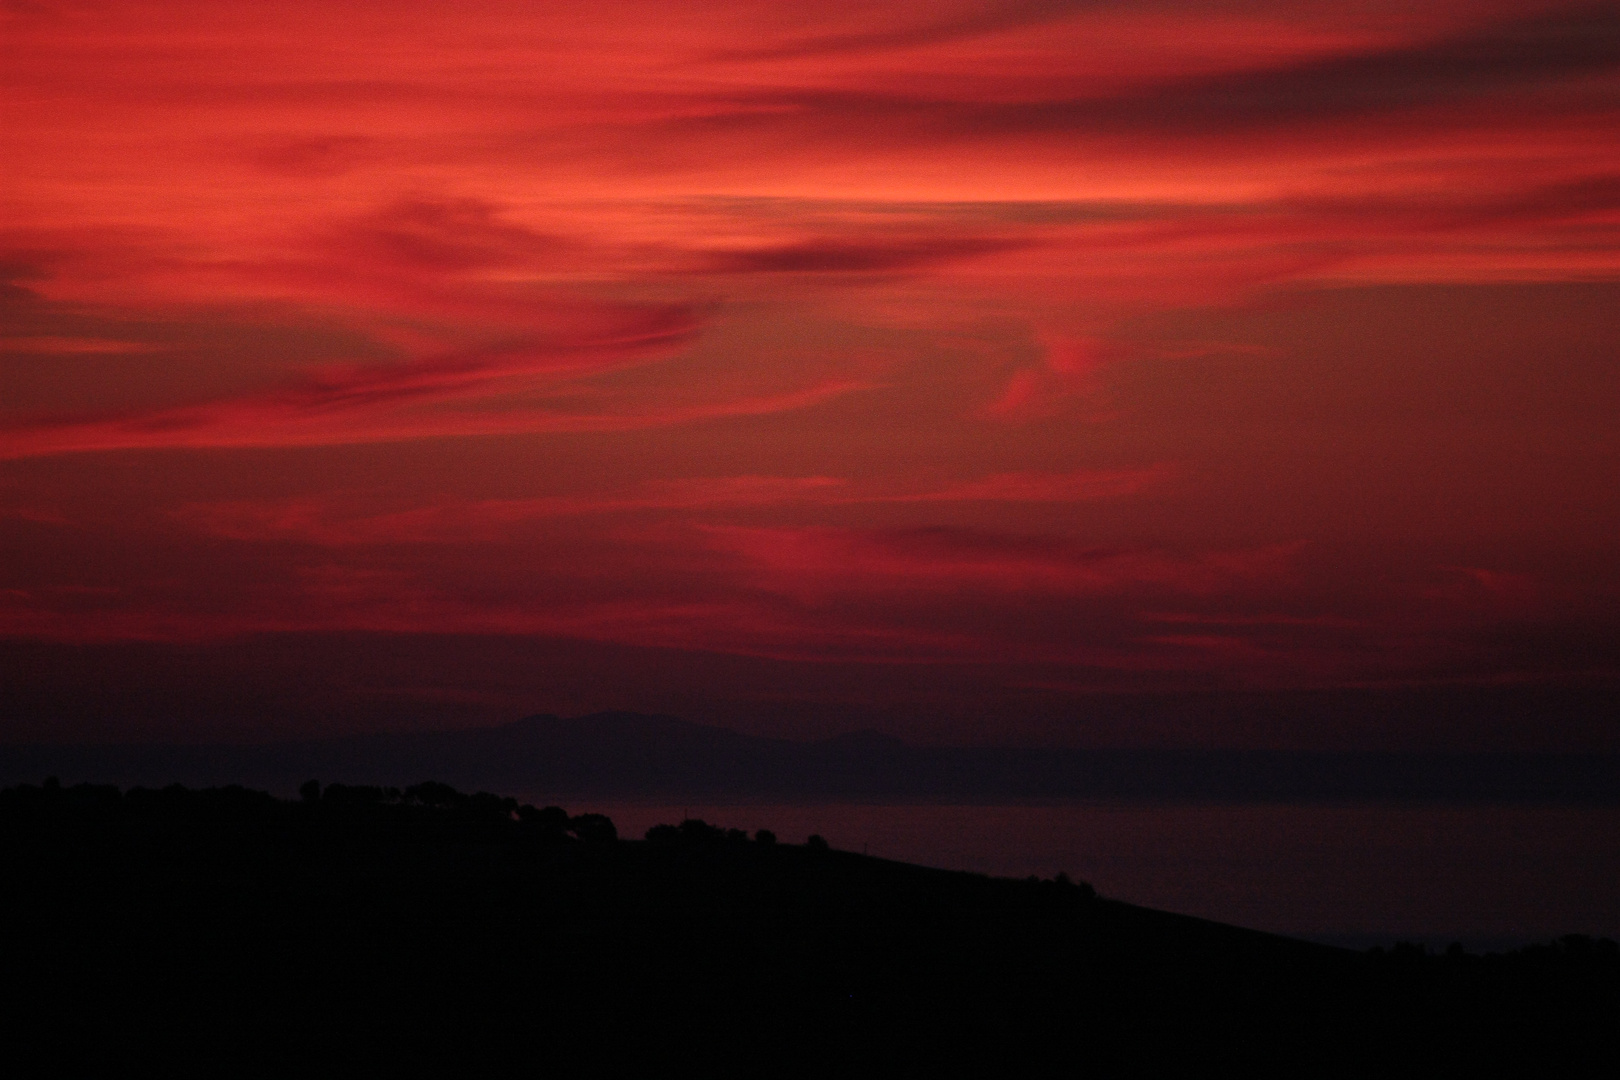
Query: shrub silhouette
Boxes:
[
  {"xmin": 569, "ymin": 813, "xmax": 617, "ymax": 844},
  {"xmin": 517, "ymin": 804, "xmax": 571, "ymax": 833},
  {"xmin": 322, "ymin": 783, "xmax": 387, "ymax": 808},
  {"xmin": 468, "ymin": 791, "xmax": 519, "ymax": 821},
  {"xmin": 644, "ymin": 818, "xmax": 750, "ymax": 848},
  {"xmin": 404, "ymin": 781, "xmax": 462, "ymax": 808},
  {"xmin": 1055, "ymin": 871, "xmax": 1096, "ymax": 901},
  {"xmin": 680, "ymin": 818, "xmax": 719, "ymax": 841}
]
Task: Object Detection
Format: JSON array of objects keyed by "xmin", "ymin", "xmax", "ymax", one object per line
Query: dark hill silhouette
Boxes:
[
  {"xmin": 2, "ymin": 778, "xmax": 1616, "ymax": 1075},
  {"xmin": 4, "ymin": 710, "xmax": 1619, "ymax": 803}
]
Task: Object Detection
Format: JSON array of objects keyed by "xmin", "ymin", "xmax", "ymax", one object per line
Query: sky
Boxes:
[{"xmin": 3, "ymin": 0, "xmax": 1618, "ymax": 747}]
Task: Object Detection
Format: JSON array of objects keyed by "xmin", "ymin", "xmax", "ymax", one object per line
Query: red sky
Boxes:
[{"xmin": 3, "ymin": 0, "xmax": 1618, "ymax": 746}]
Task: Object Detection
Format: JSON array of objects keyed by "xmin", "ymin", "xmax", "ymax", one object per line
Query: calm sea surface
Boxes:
[{"xmin": 527, "ymin": 799, "xmax": 1620, "ymax": 949}]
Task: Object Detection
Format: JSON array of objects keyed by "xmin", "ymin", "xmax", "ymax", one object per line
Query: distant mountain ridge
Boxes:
[{"xmin": 2, "ymin": 711, "xmax": 1618, "ymax": 803}]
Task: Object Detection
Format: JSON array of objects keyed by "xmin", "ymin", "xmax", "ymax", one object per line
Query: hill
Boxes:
[{"xmin": 2, "ymin": 778, "xmax": 1615, "ymax": 1076}]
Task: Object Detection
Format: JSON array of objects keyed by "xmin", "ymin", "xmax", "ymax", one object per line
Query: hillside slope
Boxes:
[{"xmin": 2, "ymin": 780, "xmax": 1615, "ymax": 1076}]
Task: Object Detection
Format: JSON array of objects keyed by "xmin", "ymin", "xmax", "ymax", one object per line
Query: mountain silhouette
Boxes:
[{"xmin": 3, "ymin": 711, "xmax": 1618, "ymax": 802}]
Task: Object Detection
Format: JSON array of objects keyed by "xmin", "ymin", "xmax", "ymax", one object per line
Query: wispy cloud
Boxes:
[
  {"xmin": 0, "ymin": 336, "xmax": 159, "ymax": 355},
  {"xmin": 700, "ymin": 525, "xmax": 1295, "ymax": 599},
  {"xmin": 174, "ymin": 467, "xmax": 1169, "ymax": 544},
  {"xmin": 672, "ymin": 4, "xmax": 1620, "ymax": 147},
  {"xmin": 0, "ymin": 304, "xmax": 708, "ymax": 456},
  {"xmin": 0, "ymin": 375, "xmax": 868, "ymax": 458},
  {"xmin": 702, "ymin": 235, "xmax": 1025, "ymax": 274}
]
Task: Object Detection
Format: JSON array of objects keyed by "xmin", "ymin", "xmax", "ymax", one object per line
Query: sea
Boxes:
[{"xmin": 525, "ymin": 799, "xmax": 1620, "ymax": 951}]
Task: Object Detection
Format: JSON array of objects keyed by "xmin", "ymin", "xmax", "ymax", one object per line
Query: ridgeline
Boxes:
[{"xmin": 2, "ymin": 779, "xmax": 1615, "ymax": 1076}]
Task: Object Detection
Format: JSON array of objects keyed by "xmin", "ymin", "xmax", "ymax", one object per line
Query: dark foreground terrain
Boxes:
[{"xmin": 2, "ymin": 781, "xmax": 1615, "ymax": 1077}]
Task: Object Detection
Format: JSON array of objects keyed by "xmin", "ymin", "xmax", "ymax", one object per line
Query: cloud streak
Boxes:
[
  {"xmin": 673, "ymin": 4, "xmax": 1620, "ymax": 147},
  {"xmin": 702, "ymin": 525, "xmax": 1293, "ymax": 599},
  {"xmin": 174, "ymin": 467, "xmax": 1170, "ymax": 544},
  {"xmin": 0, "ymin": 303, "xmax": 713, "ymax": 456}
]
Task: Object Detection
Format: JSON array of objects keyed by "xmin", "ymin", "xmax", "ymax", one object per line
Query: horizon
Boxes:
[{"xmin": 9, "ymin": 703, "xmax": 1620, "ymax": 755}]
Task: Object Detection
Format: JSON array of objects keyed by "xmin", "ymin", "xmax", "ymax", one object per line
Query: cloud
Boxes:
[
  {"xmin": 0, "ymin": 502, "xmax": 69, "ymax": 526},
  {"xmin": 1422, "ymin": 566, "xmax": 1541, "ymax": 608},
  {"xmin": 0, "ymin": 376, "xmax": 866, "ymax": 458},
  {"xmin": 709, "ymin": 0, "xmax": 1101, "ymax": 63},
  {"xmin": 325, "ymin": 198, "xmax": 575, "ymax": 275},
  {"xmin": 704, "ymin": 235, "xmax": 1023, "ymax": 274},
  {"xmin": 172, "ymin": 478, "xmax": 851, "ymax": 545},
  {"xmin": 986, "ymin": 335, "xmax": 1114, "ymax": 418},
  {"xmin": 701, "ymin": 524, "xmax": 1295, "ymax": 598},
  {"xmin": 0, "ymin": 336, "xmax": 159, "ymax": 355},
  {"xmin": 252, "ymin": 135, "xmax": 378, "ymax": 178},
  {"xmin": 654, "ymin": 3, "xmax": 1619, "ymax": 155},
  {"xmin": 0, "ymin": 553, "xmax": 1301, "ymax": 670},
  {"xmin": 0, "ymin": 578, "xmax": 988, "ymax": 663},
  {"xmin": 888, "ymin": 465, "xmax": 1170, "ymax": 502},
  {"xmin": 1074, "ymin": 2, "xmax": 1620, "ymax": 134},
  {"xmin": 0, "ymin": 303, "xmax": 707, "ymax": 456},
  {"xmin": 173, "ymin": 467, "xmax": 1169, "ymax": 545},
  {"xmin": 1142, "ymin": 611, "xmax": 1363, "ymax": 629}
]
